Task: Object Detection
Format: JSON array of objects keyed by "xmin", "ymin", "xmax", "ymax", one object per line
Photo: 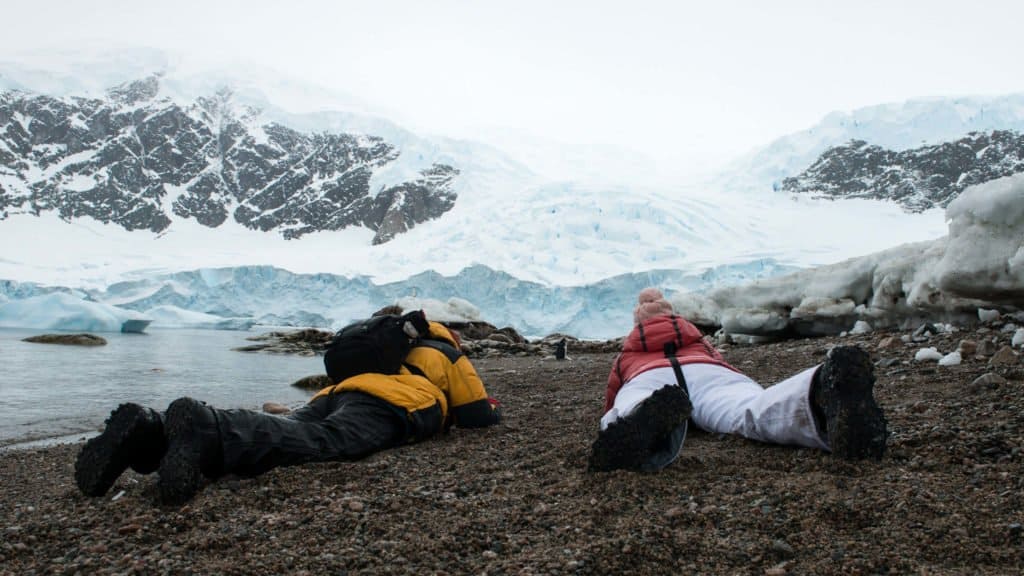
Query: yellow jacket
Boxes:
[
  {"xmin": 311, "ymin": 322, "xmax": 500, "ymax": 428},
  {"xmin": 403, "ymin": 322, "xmax": 500, "ymax": 428}
]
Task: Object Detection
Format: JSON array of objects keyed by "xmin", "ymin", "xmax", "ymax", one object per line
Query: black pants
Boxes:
[{"xmin": 211, "ymin": 392, "xmax": 439, "ymax": 477}]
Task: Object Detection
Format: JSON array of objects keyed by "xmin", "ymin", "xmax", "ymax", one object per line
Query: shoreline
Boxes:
[{"xmin": 2, "ymin": 327, "xmax": 1022, "ymax": 574}]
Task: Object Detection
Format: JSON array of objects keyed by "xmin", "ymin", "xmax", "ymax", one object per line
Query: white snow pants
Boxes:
[{"xmin": 600, "ymin": 363, "xmax": 829, "ymax": 451}]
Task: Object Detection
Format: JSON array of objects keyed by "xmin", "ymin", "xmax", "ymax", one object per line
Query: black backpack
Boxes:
[{"xmin": 323, "ymin": 314, "xmax": 414, "ymax": 383}]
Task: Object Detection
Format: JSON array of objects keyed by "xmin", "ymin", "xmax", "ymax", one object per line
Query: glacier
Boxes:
[
  {"xmin": 675, "ymin": 174, "xmax": 1024, "ymax": 338},
  {"xmin": 0, "ymin": 260, "xmax": 797, "ymax": 340}
]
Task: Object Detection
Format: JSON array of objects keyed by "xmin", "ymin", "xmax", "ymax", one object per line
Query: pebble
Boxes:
[
  {"xmin": 878, "ymin": 336, "xmax": 902, "ymax": 349},
  {"xmin": 117, "ymin": 523, "xmax": 141, "ymax": 535},
  {"xmin": 771, "ymin": 540, "xmax": 795, "ymax": 557},
  {"xmin": 957, "ymin": 339, "xmax": 977, "ymax": 356}
]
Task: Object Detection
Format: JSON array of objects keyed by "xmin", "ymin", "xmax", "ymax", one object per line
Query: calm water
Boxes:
[{"xmin": 0, "ymin": 327, "xmax": 322, "ymax": 448}]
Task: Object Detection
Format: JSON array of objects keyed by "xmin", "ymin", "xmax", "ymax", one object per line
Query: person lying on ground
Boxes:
[
  {"xmin": 588, "ymin": 288, "xmax": 888, "ymax": 472},
  {"xmin": 75, "ymin": 310, "xmax": 502, "ymax": 504}
]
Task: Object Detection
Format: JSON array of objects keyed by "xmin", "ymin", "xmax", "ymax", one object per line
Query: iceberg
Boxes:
[
  {"xmin": 144, "ymin": 305, "xmax": 255, "ymax": 331},
  {"xmin": 0, "ymin": 293, "xmax": 151, "ymax": 333}
]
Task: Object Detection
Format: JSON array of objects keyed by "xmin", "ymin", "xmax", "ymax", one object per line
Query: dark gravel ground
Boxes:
[{"xmin": 2, "ymin": 325, "xmax": 1022, "ymax": 575}]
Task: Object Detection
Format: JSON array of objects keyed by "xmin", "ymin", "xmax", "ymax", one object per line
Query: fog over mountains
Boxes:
[{"xmin": 1, "ymin": 54, "xmax": 1022, "ymax": 337}]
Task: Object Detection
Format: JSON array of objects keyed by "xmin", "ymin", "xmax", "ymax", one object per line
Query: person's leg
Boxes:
[
  {"xmin": 590, "ymin": 368, "xmax": 692, "ymax": 472},
  {"xmin": 810, "ymin": 346, "xmax": 887, "ymax": 460},
  {"xmin": 217, "ymin": 392, "xmax": 409, "ymax": 476},
  {"xmin": 157, "ymin": 392, "xmax": 409, "ymax": 503},
  {"xmin": 74, "ymin": 403, "xmax": 166, "ymax": 497},
  {"xmin": 685, "ymin": 363, "xmax": 829, "ymax": 450}
]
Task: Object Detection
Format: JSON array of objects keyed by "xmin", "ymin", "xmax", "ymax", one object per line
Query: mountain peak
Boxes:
[{"xmin": 0, "ymin": 76, "xmax": 459, "ymax": 241}]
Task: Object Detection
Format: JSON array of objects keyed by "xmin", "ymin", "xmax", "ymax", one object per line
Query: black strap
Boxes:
[
  {"xmin": 403, "ymin": 362, "xmax": 427, "ymax": 378},
  {"xmin": 669, "ymin": 316, "xmax": 684, "ymax": 349},
  {"xmin": 414, "ymin": 338, "xmax": 462, "ymax": 363},
  {"xmin": 663, "ymin": 342, "xmax": 691, "ymax": 400}
]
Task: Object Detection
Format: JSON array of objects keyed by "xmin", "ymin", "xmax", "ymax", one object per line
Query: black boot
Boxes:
[
  {"xmin": 157, "ymin": 397, "xmax": 223, "ymax": 505},
  {"xmin": 588, "ymin": 384, "xmax": 692, "ymax": 472},
  {"xmin": 75, "ymin": 403, "xmax": 166, "ymax": 497},
  {"xmin": 811, "ymin": 346, "xmax": 888, "ymax": 460}
]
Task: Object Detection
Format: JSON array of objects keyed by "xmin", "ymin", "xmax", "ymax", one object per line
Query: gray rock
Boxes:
[
  {"xmin": 988, "ymin": 346, "xmax": 1019, "ymax": 366},
  {"xmin": 22, "ymin": 333, "xmax": 107, "ymax": 346},
  {"xmin": 977, "ymin": 339, "xmax": 999, "ymax": 356},
  {"xmin": 970, "ymin": 373, "xmax": 1007, "ymax": 392},
  {"xmin": 291, "ymin": 374, "xmax": 332, "ymax": 391},
  {"xmin": 487, "ymin": 333, "xmax": 515, "ymax": 345}
]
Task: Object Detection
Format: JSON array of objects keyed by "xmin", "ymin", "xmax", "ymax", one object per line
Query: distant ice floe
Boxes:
[
  {"xmin": 0, "ymin": 293, "xmax": 257, "ymax": 333},
  {"xmin": 673, "ymin": 174, "xmax": 1024, "ymax": 339}
]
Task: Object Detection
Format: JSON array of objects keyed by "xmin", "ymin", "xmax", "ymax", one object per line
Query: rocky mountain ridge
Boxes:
[
  {"xmin": 780, "ymin": 130, "xmax": 1024, "ymax": 211},
  {"xmin": 0, "ymin": 75, "xmax": 458, "ymax": 244}
]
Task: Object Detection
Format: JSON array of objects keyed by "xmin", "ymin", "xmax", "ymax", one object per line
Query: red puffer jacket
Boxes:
[{"xmin": 604, "ymin": 315, "xmax": 741, "ymax": 412}]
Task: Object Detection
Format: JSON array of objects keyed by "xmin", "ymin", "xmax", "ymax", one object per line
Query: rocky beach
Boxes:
[{"xmin": 2, "ymin": 319, "xmax": 1023, "ymax": 575}]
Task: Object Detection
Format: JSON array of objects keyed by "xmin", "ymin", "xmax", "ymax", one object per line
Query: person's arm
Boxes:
[
  {"xmin": 604, "ymin": 354, "xmax": 623, "ymax": 413},
  {"xmin": 447, "ymin": 356, "xmax": 502, "ymax": 428}
]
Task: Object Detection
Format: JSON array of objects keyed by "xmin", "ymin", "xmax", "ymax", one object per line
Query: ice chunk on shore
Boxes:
[
  {"xmin": 0, "ymin": 293, "xmax": 150, "ymax": 333},
  {"xmin": 915, "ymin": 347, "xmax": 943, "ymax": 362}
]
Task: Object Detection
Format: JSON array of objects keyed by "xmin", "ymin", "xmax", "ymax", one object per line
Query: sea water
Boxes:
[{"xmin": 0, "ymin": 327, "xmax": 322, "ymax": 448}]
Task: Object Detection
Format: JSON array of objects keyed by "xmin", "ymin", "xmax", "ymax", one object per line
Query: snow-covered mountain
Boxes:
[
  {"xmin": 0, "ymin": 75, "xmax": 466, "ymax": 244},
  {"xmin": 781, "ymin": 130, "xmax": 1024, "ymax": 212},
  {"xmin": 717, "ymin": 94, "xmax": 1024, "ymax": 193},
  {"xmin": 6, "ymin": 52, "xmax": 1024, "ymax": 338}
]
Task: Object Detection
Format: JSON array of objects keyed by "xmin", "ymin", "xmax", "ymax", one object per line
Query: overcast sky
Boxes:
[{"xmin": 4, "ymin": 0, "xmax": 1024, "ymax": 179}]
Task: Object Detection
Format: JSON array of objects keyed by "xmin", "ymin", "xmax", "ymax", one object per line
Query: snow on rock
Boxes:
[
  {"xmin": 396, "ymin": 296, "xmax": 483, "ymax": 324},
  {"xmin": 850, "ymin": 320, "xmax": 873, "ymax": 334},
  {"xmin": 915, "ymin": 348, "xmax": 943, "ymax": 362},
  {"xmin": 0, "ymin": 293, "xmax": 150, "ymax": 333},
  {"xmin": 939, "ymin": 174, "xmax": 1024, "ymax": 301},
  {"xmin": 679, "ymin": 174, "xmax": 1024, "ymax": 338}
]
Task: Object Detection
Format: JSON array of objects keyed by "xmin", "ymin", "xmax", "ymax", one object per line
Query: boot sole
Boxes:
[
  {"xmin": 75, "ymin": 403, "xmax": 156, "ymax": 497},
  {"xmin": 589, "ymin": 384, "xmax": 692, "ymax": 472},
  {"xmin": 157, "ymin": 398, "xmax": 206, "ymax": 505},
  {"xmin": 820, "ymin": 346, "xmax": 888, "ymax": 460}
]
